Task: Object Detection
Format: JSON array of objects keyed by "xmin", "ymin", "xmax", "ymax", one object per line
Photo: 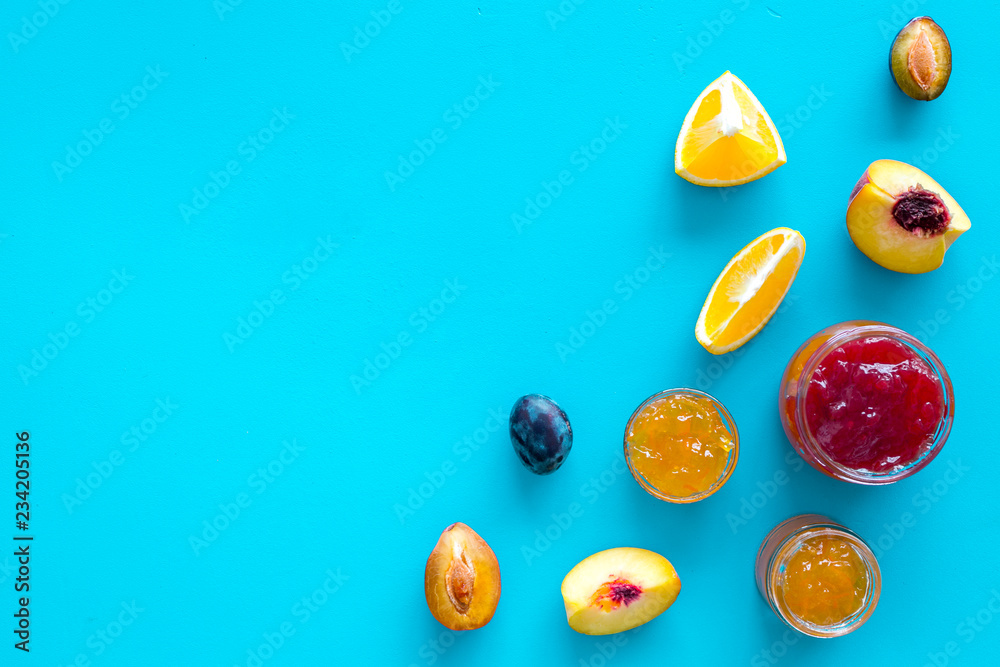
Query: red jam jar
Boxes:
[
  {"xmin": 755, "ymin": 514, "xmax": 881, "ymax": 638},
  {"xmin": 779, "ymin": 321, "xmax": 954, "ymax": 484}
]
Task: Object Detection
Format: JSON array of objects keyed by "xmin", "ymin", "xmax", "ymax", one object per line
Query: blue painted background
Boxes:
[{"xmin": 4, "ymin": 0, "xmax": 998, "ymax": 665}]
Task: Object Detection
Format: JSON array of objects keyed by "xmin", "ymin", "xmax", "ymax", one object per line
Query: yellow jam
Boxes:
[
  {"xmin": 626, "ymin": 393, "xmax": 735, "ymax": 499},
  {"xmin": 779, "ymin": 535, "xmax": 870, "ymax": 627}
]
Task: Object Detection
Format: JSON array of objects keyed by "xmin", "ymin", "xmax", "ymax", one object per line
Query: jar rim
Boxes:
[
  {"xmin": 623, "ymin": 388, "xmax": 739, "ymax": 503},
  {"xmin": 791, "ymin": 321, "xmax": 955, "ymax": 485}
]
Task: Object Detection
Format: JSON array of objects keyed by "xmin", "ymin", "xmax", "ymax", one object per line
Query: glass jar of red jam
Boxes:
[
  {"xmin": 756, "ymin": 514, "xmax": 881, "ymax": 638},
  {"xmin": 779, "ymin": 321, "xmax": 954, "ymax": 485}
]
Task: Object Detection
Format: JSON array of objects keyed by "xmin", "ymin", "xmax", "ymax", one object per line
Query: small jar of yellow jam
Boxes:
[
  {"xmin": 756, "ymin": 514, "xmax": 881, "ymax": 638},
  {"xmin": 624, "ymin": 388, "xmax": 738, "ymax": 503}
]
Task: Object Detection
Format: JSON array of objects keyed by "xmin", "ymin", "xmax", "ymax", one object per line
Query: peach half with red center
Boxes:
[
  {"xmin": 560, "ymin": 547, "xmax": 681, "ymax": 635},
  {"xmin": 846, "ymin": 159, "xmax": 970, "ymax": 273}
]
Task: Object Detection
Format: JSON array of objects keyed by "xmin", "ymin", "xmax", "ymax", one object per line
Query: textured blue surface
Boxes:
[{"xmin": 3, "ymin": 1, "xmax": 999, "ymax": 665}]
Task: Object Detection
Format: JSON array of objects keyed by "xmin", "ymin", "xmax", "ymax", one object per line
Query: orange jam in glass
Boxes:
[
  {"xmin": 624, "ymin": 389, "xmax": 738, "ymax": 503},
  {"xmin": 781, "ymin": 535, "xmax": 869, "ymax": 626},
  {"xmin": 756, "ymin": 515, "xmax": 881, "ymax": 638}
]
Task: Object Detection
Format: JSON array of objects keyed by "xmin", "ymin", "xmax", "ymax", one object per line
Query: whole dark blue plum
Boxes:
[{"xmin": 509, "ymin": 394, "xmax": 573, "ymax": 475}]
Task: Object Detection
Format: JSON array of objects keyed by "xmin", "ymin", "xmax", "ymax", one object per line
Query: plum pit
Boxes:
[{"xmin": 445, "ymin": 549, "xmax": 475, "ymax": 614}]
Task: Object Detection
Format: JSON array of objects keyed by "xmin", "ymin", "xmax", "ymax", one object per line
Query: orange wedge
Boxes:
[
  {"xmin": 675, "ymin": 71, "xmax": 786, "ymax": 187},
  {"xmin": 695, "ymin": 227, "xmax": 805, "ymax": 355}
]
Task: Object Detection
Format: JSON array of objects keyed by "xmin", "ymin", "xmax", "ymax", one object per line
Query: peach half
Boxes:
[
  {"xmin": 561, "ymin": 547, "xmax": 681, "ymax": 635},
  {"xmin": 846, "ymin": 159, "xmax": 970, "ymax": 273},
  {"xmin": 424, "ymin": 523, "xmax": 501, "ymax": 631}
]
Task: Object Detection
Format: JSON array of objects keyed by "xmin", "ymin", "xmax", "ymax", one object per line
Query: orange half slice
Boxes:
[
  {"xmin": 675, "ymin": 71, "xmax": 786, "ymax": 187},
  {"xmin": 695, "ymin": 227, "xmax": 805, "ymax": 354}
]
